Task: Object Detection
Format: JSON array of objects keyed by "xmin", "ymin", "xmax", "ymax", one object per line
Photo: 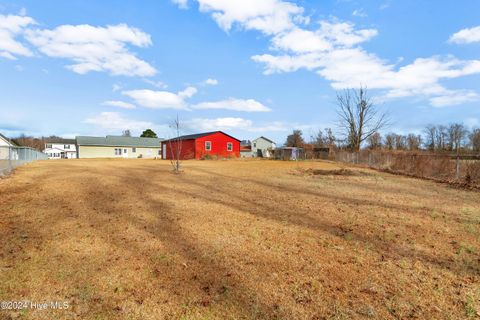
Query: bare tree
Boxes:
[
  {"xmin": 367, "ymin": 132, "xmax": 382, "ymax": 150},
  {"xmin": 423, "ymin": 125, "xmax": 437, "ymax": 151},
  {"xmin": 323, "ymin": 128, "xmax": 336, "ymax": 148},
  {"xmin": 434, "ymin": 125, "xmax": 448, "ymax": 151},
  {"xmin": 384, "ymin": 133, "xmax": 396, "ymax": 150},
  {"xmin": 336, "ymin": 86, "xmax": 388, "ymax": 151},
  {"xmin": 310, "ymin": 130, "xmax": 325, "ymax": 148},
  {"xmin": 470, "ymin": 128, "xmax": 480, "ymax": 153},
  {"xmin": 447, "ymin": 123, "xmax": 468, "ymax": 153},
  {"xmin": 285, "ymin": 130, "xmax": 305, "ymax": 147},
  {"xmin": 168, "ymin": 115, "xmax": 182, "ymax": 173},
  {"xmin": 310, "ymin": 128, "xmax": 336, "ymax": 148},
  {"xmin": 394, "ymin": 134, "xmax": 407, "ymax": 150},
  {"xmin": 406, "ymin": 134, "xmax": 422, "ymax": 151}
]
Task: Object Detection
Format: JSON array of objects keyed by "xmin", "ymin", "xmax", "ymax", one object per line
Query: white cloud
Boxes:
[
  {"xmin": 272, "ymin": 28, "xmax": 332, "ymax": 53},
  {"xmin": 317, "ymin": 21, "xmax": 378, "ymax": 47},
  {"xmin": 449, "ymin": 26, "xmax": 480, "ymax": 44},
  {"xmin": 0, "ymin": 14, "xmax": 35, "ymax": 60},
  {"xmin": 25, "ymin": 23, "xmax": 156, "ymax": 77},
  {"xmin": 465, "ymin": 117, "xmax": 479, "ymax": 128},
  {"xmin": 252, "ymin": 20, "xmax": 480, "ymax": 107},
  {"xmin": 204, "ymin": 78, "xmax": 219, "ymax": 85},
  {"xmin": 85, "ymin": 112, "xmax": 153, "ymax": 132},
  {"xmin": 429, "ymin": 90, "xmax": 478, "ymax": 107},
  {"xmin": 352, "ymin": 9, "xmax": 367, "ymax": 18},
  {"xmin": 196, "ymin": 0, "xmax": 306, "ymax": 35},
  {"xmin": 183, "ymin": 2, "xmax": 480, "ymax": 107},
  {"xmin": 122, "ymin": 86, "xmax": 197, "ymax": 109},
  {"xmin": 143, "ymin": 79, "xmax": 168, "ymax": 89},
  {"xmin": 183, "ymin": 117, "xmax": 287, "ymax": 132},
  {"xmin": 112, "ymin": 83, "xmax": 122, "ymax": 92},
  {"xmin": 192, "ymin": 98, "xmax": 271, "ymax": 112},
  {"xmin": 172, "ymin": 0, "xmax": 189, "ymax": 9},
  {"xmin": 270, "ymin": 21, "xmax": 377, "ymax": 54},
  {"xmin": 184, "ymin": 117, "xmax": 252, "ymax": 131},
  {"xmin": 102, "ymin": 100, "xmax": 136, "ymax": 109},
  {"xmin": 178, "ymin": 86, "xmax": 198, "ymax": 99}
]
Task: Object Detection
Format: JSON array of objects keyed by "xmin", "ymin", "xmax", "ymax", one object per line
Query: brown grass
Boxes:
[{"xmin": 0, "ymin": 159, "xmax": 479, "ymax": 319}]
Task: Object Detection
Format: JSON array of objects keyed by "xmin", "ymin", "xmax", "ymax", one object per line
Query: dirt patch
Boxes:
[
  {"xmin": 0, "ymin": 159, "xmax": 479, "ymax": 319},
  {"xmin": 294, "ymin": 167, "xmax": 373, "ymax": 177}
]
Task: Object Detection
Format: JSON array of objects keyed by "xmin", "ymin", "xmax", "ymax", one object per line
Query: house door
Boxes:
[
  {"xmin": 123, "ymin": 148, "xmax": 128, "ymax": 158},
  {"xmin": 162, "ymin": 146, "xmax": 166, "ymax": 159}
]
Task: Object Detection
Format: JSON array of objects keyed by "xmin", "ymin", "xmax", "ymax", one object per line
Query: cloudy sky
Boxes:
[{"xmin": 0, "ymin": 0, "xmax": 479, "ymax": 142}]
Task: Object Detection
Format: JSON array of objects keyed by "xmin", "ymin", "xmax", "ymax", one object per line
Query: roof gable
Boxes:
[
  {"xmin": 253, "ymin": 136, "xmax": 275, "ymax": 144},
  {"xmin": 0, "ymin": 133, "xmax": 14, "ymax": 146}
]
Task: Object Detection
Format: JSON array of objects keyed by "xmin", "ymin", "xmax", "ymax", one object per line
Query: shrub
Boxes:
[{"xmin": 200, "ymin": 154, "xmax": 213, "ymax": 160}]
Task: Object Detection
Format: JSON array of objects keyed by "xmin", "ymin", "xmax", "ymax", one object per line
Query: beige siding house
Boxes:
[{"xmin": 76, "ymin": 136, "xmax": 163, "ymax": 159}]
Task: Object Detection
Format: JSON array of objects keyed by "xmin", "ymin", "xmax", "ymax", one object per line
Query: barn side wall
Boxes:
[
  {"xmin": 162, "ymin": 139, "xmax": 196, "ymax": 160},
  {"xmin": 195, "ymin": 132, "xmax": 240, "ymax": 159}
]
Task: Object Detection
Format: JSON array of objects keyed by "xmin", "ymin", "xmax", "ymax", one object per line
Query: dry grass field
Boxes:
[{"xmin": 0, "ymin": 159, "xmax": 479, "ymax": 320}]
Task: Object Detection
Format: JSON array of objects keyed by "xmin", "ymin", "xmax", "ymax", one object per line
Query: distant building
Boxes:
[
  {"xmin": 76, "ymin": 135, "xmax": 163, "ymax": 159},
  {"xmin": 240, "ymin": 140, "xmax": 252, "ymax": 158},
  {"xmin": 242, "ymin": 136, "xmax": 276, "ymax": 158},
  {"xmin": 44, "ymin": 138, "xmax": 77, "ymax": 159},
  {"xmin": 274, "ymin": 147, "xmax": 304, "ymax": 160},
  {"xmin": 162, "ymin": 131, "xmax": 240, "ymax": 160},
  {"xmin": 0, "ymin": 133, "xmax": 15, "ymax": 147}
]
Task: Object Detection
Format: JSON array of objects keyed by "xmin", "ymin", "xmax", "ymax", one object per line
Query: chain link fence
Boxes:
[
  {"xmin": 332, "ymin": 150, "xmax": 480, "ymax": 187},
  {"xmin": 0, "ymin": 146, "xmax": 48, "ymax": 176}
]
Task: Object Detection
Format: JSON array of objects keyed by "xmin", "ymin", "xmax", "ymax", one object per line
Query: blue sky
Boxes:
[{"xmin": 0, "ymin": 0, "xmax": 479, "ymax": 143}]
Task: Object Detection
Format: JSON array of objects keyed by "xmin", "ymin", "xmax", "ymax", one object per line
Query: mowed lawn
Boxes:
[{"xmin": 0, "ymin": 159, "xmax": 479, "ymax": 320}]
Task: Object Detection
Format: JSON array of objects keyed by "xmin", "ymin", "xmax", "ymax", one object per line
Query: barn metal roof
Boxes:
[
  {"xmin": 76, "ymin": 135, "xmax": 163, "ymax": 147},
  {"xmin": 163, "ymin": 131, "xmax": 240, "ymax": 142}
]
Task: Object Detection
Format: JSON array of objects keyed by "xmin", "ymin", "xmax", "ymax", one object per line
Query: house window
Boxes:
[
  {"xmin": 132, "ymin": 147, "xmax": 136, "ymax": 153},
  {"xmin": 205, "ymin": 141, "xmax": 212, "ymax": 151},
  {"xmin": 114, "ymin": 148, "xmax": 122, "ymax": 155},
  {"xmin": 253, "ymin": 142, "xmax": 257, "ymax": 148},
  {"xmin": 158, "ymin": 150, "xmax": 161, "ymax": 155},
  {"xmin": 64, "ymin": 144, "xmax": 70, "ymax": 149},
  {"xmin": 227, "ymin": 142, "xmax": 233, "ymax": 151},
  {"xmin": 123, "ymin": 149, "xmax": 127, "ymax": 154},
  {"xmin": 46, "ymin": 144, "xmax": 52, "ymax": 149}
]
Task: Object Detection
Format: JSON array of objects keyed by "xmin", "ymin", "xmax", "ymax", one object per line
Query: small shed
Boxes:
[
  {"xmin": 274, "ymin": 147, "xmax": 305, "ymax": 161},
  {"xmin": 162, "ymin": 131, "xmax": 240, "ymax": 160}
]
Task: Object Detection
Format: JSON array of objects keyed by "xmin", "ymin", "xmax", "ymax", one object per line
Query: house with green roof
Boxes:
[{"xmin": 76, "ymin": 135, "xmax": 163, "ymax": 159}]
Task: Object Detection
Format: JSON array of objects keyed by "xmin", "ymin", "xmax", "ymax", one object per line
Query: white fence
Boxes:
[{"xmin": 0, "ymin": 146, "xmax": 48, "ymax": 176}]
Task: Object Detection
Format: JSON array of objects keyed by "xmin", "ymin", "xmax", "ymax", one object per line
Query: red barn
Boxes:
[{"xmin": 161, "ymin": 131, "xmax": 240, "ymax": 160}]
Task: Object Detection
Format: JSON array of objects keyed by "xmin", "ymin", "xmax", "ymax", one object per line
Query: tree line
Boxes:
[
  {"xmin": 284, "ymin": 86, "xmax": 480, "ymax": 154},
  {"xmin": 285, "ymin": 125, "xmax": 480, "ymax": 153}
]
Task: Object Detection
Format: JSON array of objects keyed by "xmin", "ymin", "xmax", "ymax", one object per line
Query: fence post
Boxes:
[
  {"xmin": 8, "ymin": 146, "xmax": 12, "ymax": 172},
  {"xmin": 455, "ymin": 155, "xmax": 460, "ymax": 180}
]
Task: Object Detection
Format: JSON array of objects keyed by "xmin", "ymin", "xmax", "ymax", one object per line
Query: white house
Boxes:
[
  {"xmin": 76, "ymin": 135, "xmax": 163, "ymax": 159},
  {"xmin": 0, "ymin": 133, "xmax": 18, "ymax": 165},
  {"xmin": 0, "ymin": 133, "xmax": 14, "ymax": 147},
  {"xmin": 44, "ymin": 138, "xmax": 77, "ymax": 159},
  {"xmin": 243, "ymin": 136, "xmax": 276, "ymax": 158}
]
